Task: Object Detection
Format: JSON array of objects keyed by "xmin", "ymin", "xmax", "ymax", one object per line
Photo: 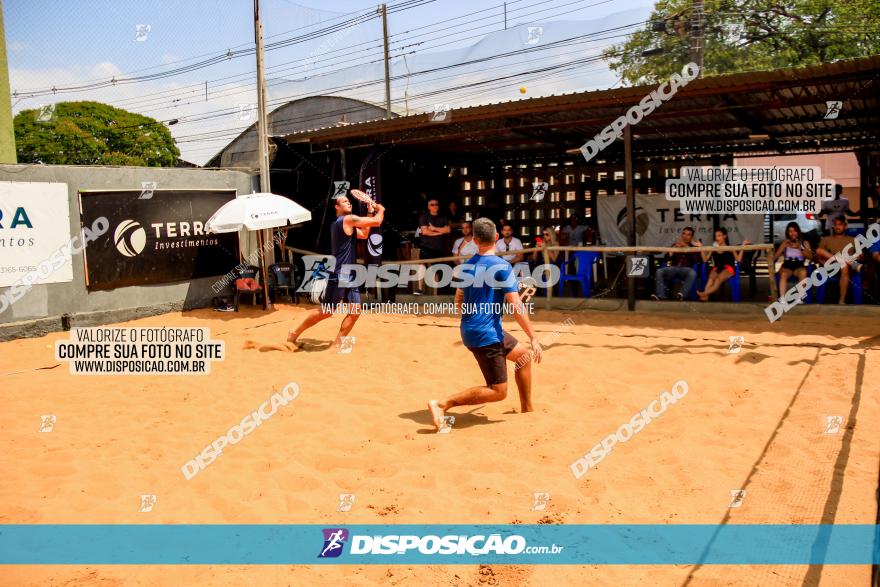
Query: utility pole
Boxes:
[
  {"xmin": 379, "ymin": 3, "xmax": 392, "ymax": 119},
  {"xmin": 503, "ymin": 3, "xmax": 507, "ymax": 30},
  {"xmin": 0, "ymin": 0, "xmax": 16, "ymax": 163},
  {"xmin": 689, "ymin": 0, "xmax": 704, "ymax": 75},
  {"xmin": 254, "ymin": 0, "xmax": 271, "ymax": 192},
  {"xmin": 253, "ymin": 0, "xmax": 272, "ymax": 309}
]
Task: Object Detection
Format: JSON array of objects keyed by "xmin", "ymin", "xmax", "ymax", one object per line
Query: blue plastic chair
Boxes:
[
  {"xmin": 558, "ymin": 251, "xmax": 599, "ymax": 297},
  {"xmin": 700, "ymin": 262, "xmax": 741, "ymax": 302}
]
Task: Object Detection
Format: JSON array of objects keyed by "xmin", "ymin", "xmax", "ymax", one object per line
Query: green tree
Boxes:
[
  {"xmin": 13, "ymin": 101, "xmax": 180, "ymax": 166},
  {"xmin": 605, "ymin": 0, "xmax": 880, "ymax": 84}
]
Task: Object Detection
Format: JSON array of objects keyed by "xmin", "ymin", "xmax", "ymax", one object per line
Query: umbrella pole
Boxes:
[{"xmin": 258, "ymin": 229, "xmax": 272, "ymax": 310}]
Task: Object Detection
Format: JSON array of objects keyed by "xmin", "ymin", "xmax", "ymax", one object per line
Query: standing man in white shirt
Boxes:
[
  {"xmin": 451, "ymin": 220, "xmax": 479, "ymax": 263},
  {"xmin": 496, "ymin": 224, "xmax": 524, "ymax": 264},
  {"xmin": 818, "ymin": 184, "xmax": 855, "ymax": 235}
]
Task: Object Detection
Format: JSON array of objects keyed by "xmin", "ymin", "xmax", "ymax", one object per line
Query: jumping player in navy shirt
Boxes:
[
  {"xmin": 287, "ymin": 193, "xmax": 385, "ymax": 350},
  {"xmin": 428, "ymin": 217, "xmax": 542, "ymax": 430}
]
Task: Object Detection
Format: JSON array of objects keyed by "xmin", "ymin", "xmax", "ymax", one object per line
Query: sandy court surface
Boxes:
[{"xmin": 0, "ymin": 304, "xmax": 877, "ymax": 586}]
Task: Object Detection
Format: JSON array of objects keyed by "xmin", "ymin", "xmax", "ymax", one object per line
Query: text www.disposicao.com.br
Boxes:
[{"xmin": 72, "ymin": 360, "xmax": 207, "ymax": 373}]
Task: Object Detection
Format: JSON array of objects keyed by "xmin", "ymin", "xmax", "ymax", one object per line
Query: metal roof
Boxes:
[{"xmin": 283, "ymin": 55, "xmax": 880, "ymax": 159}]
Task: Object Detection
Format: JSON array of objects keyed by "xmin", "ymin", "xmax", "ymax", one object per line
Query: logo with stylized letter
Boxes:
[
  {"xmin": 333, "ymin": 181, "xmax": 350, "ymax": 198},
  {"xmin": 319, "ymin": 528, "xmax": 349, "ymax": 558},
  {"xmin": 627, "ymin": 255, "xmax": 649, "ymax": 277},
  {"xmin": 367, "ymin": 233, "xmax": 383, "ymax": 258},
  {"xmin": 430, "ymin": 103, "xmax": 451, "ymax": 122},
  {"xmin": 114, "ymin": 220, "xmax": 147, "ymax": 257},
  {"xmin": 531, "ymin": 182, "xmax": 548, "ymax": 202},
  {"xmin": 532, "ymin": 492, "xmax": 550, "ymax": 511},
  {"xmin": 728, "ymin": 335, "xmax": 744, "ymax": 354},
  {"xmin": 297, "ymin": 255, "xmax": 336, "ymax": 293},
  {"xmin": 824, "ymin": 415, "xmax": 843, "ymax": 434},
  {"xmin": 526, "ymin": 26, "xmax": 543, "ymax": 45},
  {"xmin": 824, "ymin": 100, "xmax": 842, "ymax": 120}
]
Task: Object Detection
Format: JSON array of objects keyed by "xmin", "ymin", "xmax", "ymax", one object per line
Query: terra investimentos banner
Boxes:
[
  {"xmin": 0, "ymin": 181, "xmax": 73, "ymax": 287},
  {"xmin": 79, "ymin": 189, "xmax": 240, "ymax": 291},
  {"xmin": 597, "ymin": 193, "xmax": 765, "ymax": 247}
]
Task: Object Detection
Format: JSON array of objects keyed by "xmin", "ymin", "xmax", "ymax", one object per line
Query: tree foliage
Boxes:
[
  {"xmin": 605, "ymin": 0, "xmax": 880, "ymax": 85},
  {"xmin": 13, "ymin": 101, "xmax": 180, "ymax": 166}
]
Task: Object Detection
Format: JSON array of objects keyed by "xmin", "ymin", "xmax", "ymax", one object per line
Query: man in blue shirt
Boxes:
[{"xmin": 427, "ymin": 218, "xmax": 543, "ymax": 430}]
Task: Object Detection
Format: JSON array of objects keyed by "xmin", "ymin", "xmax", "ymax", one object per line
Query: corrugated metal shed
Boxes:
[
  {"xmin": 282, "ymin": 56, "xmax": 880, "ymax": 159},
  {"xmin": 205, "ymin": 96, "xmax": 391, "ymax": 168}
]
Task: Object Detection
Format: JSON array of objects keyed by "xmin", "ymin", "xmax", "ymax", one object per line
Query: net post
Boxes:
[
  {"xmin": 543, "ymin": 245, "xmax": 553, "ymax": 310},
  {"xmin": 766, "ymin": 245, "xmax": 778, "ymax": 301}
]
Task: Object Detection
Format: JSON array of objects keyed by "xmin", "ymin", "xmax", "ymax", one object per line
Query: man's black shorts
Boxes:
[{"xmin": 467, "ymin": 332, "xmax": 519, "ymax": 386}]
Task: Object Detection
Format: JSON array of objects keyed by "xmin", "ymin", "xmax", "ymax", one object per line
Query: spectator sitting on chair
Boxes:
[
  {"xmin": 530, "ymin": 226, "xmax": 560, "ymax": 265},
  {"xmin": 651, "ymin": 226, "xmax": 702, "ymax": 301},
  {"xmin": 697, "ymin": 227, "xmax": 750, "ymax": 301},
  {"xmin": 774, "ymin": 222, "xmax": 813, "ymax": 298},
  {"xmin": 451, "ymin": 220, "xmax": 479, "ymax": 263},
  {"xmin": 815, "ymin": 216, "xmax": 861, "ymax": 304},
  {"xmin": 560, "ymin": 215, "xmax": 585, "ymax": 246},
  {"xmin": 496, "ymin": 223, "xmax": 524, "ymax": 264}
]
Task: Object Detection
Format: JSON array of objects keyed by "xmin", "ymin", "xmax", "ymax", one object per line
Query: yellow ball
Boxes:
[{"xmin": 519, "ymin": 86, "xmax": 527, "ymax": 94}]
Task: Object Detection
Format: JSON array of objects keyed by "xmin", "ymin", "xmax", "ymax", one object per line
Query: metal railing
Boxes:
[{"xmin": 287, "ymin": 243, "xmax": 778, "ymax": 308}]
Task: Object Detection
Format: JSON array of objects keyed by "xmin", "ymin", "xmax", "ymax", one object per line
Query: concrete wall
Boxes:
[{"xmin": 0, "ymin": 164, "xmax": 257, "ymax": 336}]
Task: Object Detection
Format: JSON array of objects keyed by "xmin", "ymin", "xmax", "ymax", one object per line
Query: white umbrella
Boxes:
[
  {"xmin": 205, "ymin": 192, "xmax": 312, "ymax": 310},
  {"xmin": 204, "ymin": 191, "xmax": 311, "ymax": 233}
]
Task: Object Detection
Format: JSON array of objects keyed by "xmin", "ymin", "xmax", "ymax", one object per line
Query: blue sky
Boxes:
[{"xmin": 5, "ymin": 0, "xmax": 656, "ymax": 163}]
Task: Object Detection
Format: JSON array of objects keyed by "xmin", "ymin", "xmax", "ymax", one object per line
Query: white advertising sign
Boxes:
[
  {"xmin": 0, "ymin": 182, "xmax": 72, "ymax": 287},
  {"xmin": 597, "ymin": 193, "xmax": 764, "ymax": 247}
]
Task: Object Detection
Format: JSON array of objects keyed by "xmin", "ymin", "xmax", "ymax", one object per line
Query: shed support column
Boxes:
[{"xmin": 625, "ymin": 126, "xmax": 636, "ymax": 312}]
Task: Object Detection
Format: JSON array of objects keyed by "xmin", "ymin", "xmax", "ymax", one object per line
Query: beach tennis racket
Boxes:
[{"xmin": 349, "ymin": 188, "xmax": 377, "ymax": 208}]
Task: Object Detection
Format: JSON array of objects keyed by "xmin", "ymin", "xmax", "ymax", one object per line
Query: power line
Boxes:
[
  {"xmin": 11, "ymin": 0, "xmax": 431, "ymax": 98},
  {"xmin": 66, "ymin": 0, "xmax": 583, "ymax": 113},
  {"xmin": 14, "ymin": 0, "xmax": 602, "ymax": 111},
  {"xmin": 99, "ymin": 25, "xmax": 639, "ymax": 140}
]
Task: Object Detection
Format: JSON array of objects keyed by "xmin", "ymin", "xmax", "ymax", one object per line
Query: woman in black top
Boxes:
[{"xmin": 697, "ymin": 227, "xmax": 750, "ymax": 301}]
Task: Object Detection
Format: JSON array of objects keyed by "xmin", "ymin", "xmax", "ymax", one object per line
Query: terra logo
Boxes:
[
  {"xmin": 114, "ymin": 220, "xmax": 147, "ymax": 257},
  {"xmin": 367, "ymin": 232, "xmax": 383, "ymax": 257},
  {"xmin": 0, "ymin": 206, "xmax": 34, "ymax": 229},
  {"xmin": 318, "ymin": 528, "xmax": 349, "ymax": 558}
]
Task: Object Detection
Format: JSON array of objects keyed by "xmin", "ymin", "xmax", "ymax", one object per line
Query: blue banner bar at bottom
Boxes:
[{"xmin": 0, "ymin": 525, "xmax": 877, "ymax": 565}]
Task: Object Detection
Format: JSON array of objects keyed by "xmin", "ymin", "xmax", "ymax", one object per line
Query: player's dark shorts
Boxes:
[
  {"xmin": 324, "ymin": 278, "xmax": 361, "ymax": 305},
  {"xmin": 467, "ymin": 332, "xmax": 519, "ymax": 386}
]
